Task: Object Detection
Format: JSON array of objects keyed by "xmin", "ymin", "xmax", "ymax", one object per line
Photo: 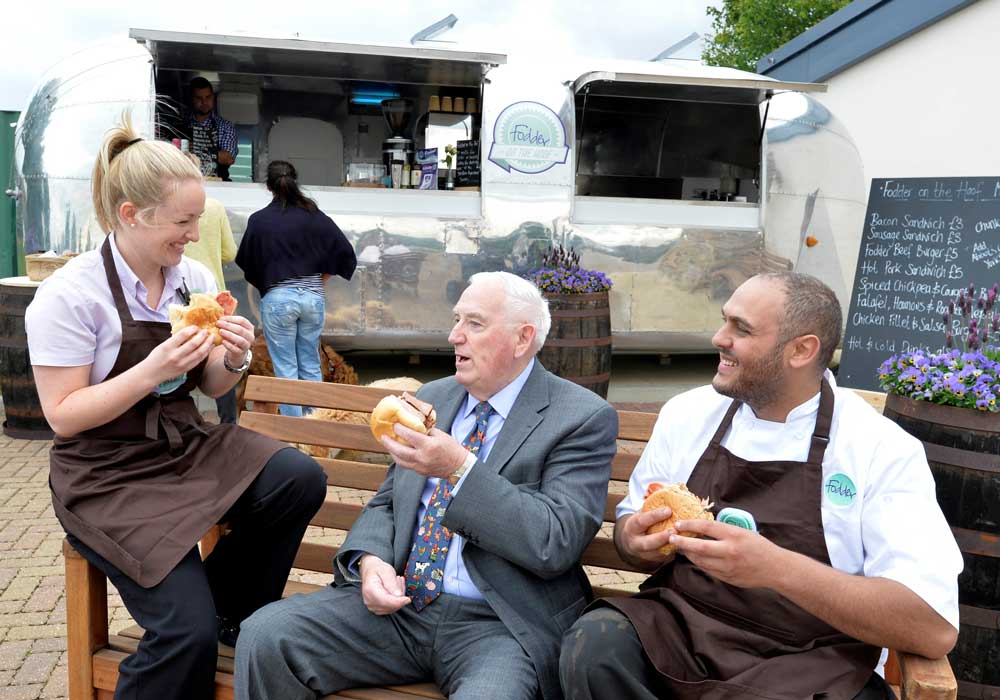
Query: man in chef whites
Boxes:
[{"xmin": 560, "ymin": 271, "xmax": 962, "ymax": 700}]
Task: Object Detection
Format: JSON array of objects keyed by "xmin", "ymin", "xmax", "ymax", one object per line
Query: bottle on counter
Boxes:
[{"xmin": 402, "ymin": 162, "xmax": 412, "ymax": 189}]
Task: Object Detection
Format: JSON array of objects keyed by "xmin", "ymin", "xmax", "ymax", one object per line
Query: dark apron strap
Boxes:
[
  {"xmin": 707, "ymin": 398, "xmax": 741, "ymax": 448},
  {"xmin": 806, "ymin": 379, "xmax": 835, "ymax": 466},
  {"xmin": 100, "ymin": 237, "xmax": 134, "ymax": 322}
]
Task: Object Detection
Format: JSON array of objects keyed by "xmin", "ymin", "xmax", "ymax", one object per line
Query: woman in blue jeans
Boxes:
[{"xmin": 237, "ymin": 161, "xmax": 357, "ymax": 416}]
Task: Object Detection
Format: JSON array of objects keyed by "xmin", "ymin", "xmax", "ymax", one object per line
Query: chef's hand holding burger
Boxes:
[
  {"xmin": 667, "ymin": 516, "xmax": 786, "ymax": 589},
  {"xmin": 371, "ymin": 393, "xmax": 469, "ymax": 481},
  {"xmin": 618, "ymin": 482, "xmax": 784, "ymax": 587}
]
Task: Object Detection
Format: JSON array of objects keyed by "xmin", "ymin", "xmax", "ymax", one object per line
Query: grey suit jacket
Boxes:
[{"xmin": 335, "ymin": 361, "xmax": 618, "ymax": 700}]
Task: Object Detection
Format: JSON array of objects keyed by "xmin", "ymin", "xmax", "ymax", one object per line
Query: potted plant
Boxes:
[
  {"xmin": 440, "ymin": 144, "xmax": 457, "ymax": 190},
  {"xmin": 877, "ymin": 282, "xmax": 999, "ymax": 683},
  {"xmin": 522, "ymin": 245, "xmax": 614, "ymax": 398},
  {"xmin": 877, "ymin": 282, "xmax": 999, "ymax": 413}
]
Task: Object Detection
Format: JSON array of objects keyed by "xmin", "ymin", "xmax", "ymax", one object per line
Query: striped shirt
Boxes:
[{"xmin": 269, "ymin": 274, "xmax": 325, "ymax": 297}]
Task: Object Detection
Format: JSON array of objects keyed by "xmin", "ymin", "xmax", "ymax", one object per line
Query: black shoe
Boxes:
[{"xmin": 217, "ymin": 616, "xmax": 240, "ymax": 647}]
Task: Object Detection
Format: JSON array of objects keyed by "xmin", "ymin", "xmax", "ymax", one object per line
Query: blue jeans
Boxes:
[{"xmin": 261, "ymin": 288, "xmax": 325, "ymax": 417}]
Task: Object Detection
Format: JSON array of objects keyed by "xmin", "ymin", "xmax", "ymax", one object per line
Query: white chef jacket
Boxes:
[{"xmin": 618, "ymin": 370, "xmax": 962, "ymax": 631}]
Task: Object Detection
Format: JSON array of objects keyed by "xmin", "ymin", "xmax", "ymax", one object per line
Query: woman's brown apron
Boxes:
[
  {"xmin": 603, "ymin": 380, "xmax": 881, "ymax": 700},
  {"xmin": 49, "ymin": 238, "xmax": 284, "ymax": 588}
]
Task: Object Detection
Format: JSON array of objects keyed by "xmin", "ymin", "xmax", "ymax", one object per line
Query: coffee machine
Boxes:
[{"xmin": 381, "ymin": 98, "xmax": 414, "ymax": 178}]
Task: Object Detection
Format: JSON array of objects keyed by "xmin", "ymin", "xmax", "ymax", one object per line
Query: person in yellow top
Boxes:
[
  {"xmin": 185, "ymin": 196, "xmax": 236, "ymax": 291},
  {"xmin": 184, "ymin": 185, "xmax": 240, "ymax": 423}
]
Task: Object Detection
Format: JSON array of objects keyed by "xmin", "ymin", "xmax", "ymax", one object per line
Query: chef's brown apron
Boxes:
[
  {"xmin": 602, "ymin": 380, "xmax": 881, "ymax": 700},
  {"xmin": 49, "ymin": 238, "xmax": 283, "ymax": 588}
]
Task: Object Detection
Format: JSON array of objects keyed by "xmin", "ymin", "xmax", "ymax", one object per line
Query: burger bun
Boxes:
[
  {"xmin": 640, "ymin": 482, "xmax": 714, "ymax": 556},
  {"xmin": 370, "ymin": 394, "xmax": 437, "ymax": 447}
]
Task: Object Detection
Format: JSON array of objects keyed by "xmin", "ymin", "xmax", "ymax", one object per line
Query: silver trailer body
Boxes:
[{"xmin": 10, "ymin": 32, "xmax": 865, "ymax": 353}]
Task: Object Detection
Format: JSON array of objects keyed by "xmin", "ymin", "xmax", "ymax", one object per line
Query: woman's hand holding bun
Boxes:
[
  {"xmin": 216, "ymin": 315, "xmax": 254, "ymax": 367},
  {"xmin": 142, "ymin": 326, "xmax": 216, "ymax": 387}
]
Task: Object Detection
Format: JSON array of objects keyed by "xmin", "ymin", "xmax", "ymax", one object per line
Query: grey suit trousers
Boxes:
[{"xmin": 235, "ymin": 584, "xmax": 539, "ymax": 700}]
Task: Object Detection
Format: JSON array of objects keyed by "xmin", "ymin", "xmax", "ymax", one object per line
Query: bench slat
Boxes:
[
  {"xmin": 610, "ymin": 452, "xmax": 640, "ymax": 482},
  {"xmin": 314, "ymin": 501, "xmax": 365, "ymax": 531},
  {"xmin": 112, "ymin": 629, "xmax": 236, "ymax": 673},
  {"xmin": 244, "ymin": 376, "xmax": 397, "ymax": 411},
  {"xmin": 240, "ymin": 412, "xmax": 388, "ymax": 454},
  {"xmin": 295, "ymin": 541, "xmax": 338, "ymax": 574},
  {"xmin": 94, "ymin": 649, "xmax": 235, "ymax": 699},
  {"xmin": 99, "ymin": 641, "xmax": 439, "ymax": 700},
  {"xmin": 318, "ymin": 458, "xmax": 389, "ymax": 490},
  {"xmin": 617, "ymin": 410, "xmax": 657, "ymax": 442},
  {"xmin": 582, "ymin": 536, "xmax": 644, "ymax": 572},
  {"xmin": 605, "ymin": 493, "xmax": 625, "ymax": 522}
]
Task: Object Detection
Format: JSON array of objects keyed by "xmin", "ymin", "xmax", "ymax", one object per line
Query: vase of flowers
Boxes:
[
  {"xmin": 877, "ymin": 282, "xmax": 999, "ymax": 691},
  {"xmin": 522, "ymin": 245, "xmax": 614, "ymax": 398}
]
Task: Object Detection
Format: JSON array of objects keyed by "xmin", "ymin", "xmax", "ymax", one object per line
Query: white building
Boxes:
[{"xmin": 759, "ymin": 0, "xmax": 998, "ymax": 193}]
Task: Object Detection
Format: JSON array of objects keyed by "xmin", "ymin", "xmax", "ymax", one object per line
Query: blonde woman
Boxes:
[{"xmin": 25, "ymin": 116, "xmax": 327, "ymax": 700}]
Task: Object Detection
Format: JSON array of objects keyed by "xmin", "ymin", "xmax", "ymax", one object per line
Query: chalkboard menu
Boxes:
[
  {"xmin": 455, "ymin": 139, "xmax": 481, "ymax": 188},
  {"xmin": 839, "ymin": 177, "xmax": 1000, "ymax": 390}
]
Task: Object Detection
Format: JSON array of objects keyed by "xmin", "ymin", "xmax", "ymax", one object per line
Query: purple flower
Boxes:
[{"xmin": 879, "ymin": 345, "xmax": 1000, "ymax": 413}]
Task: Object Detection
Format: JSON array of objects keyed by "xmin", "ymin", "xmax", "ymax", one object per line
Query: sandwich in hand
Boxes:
[
  {"xmin": 168, "ymin": 292, "xmax": 238, "ymax": 346},
  {"xmin": 369, "ymin": 392, "xmax": 437, "ymax": 446},
  {"xmin": 641, "ymin": 482, "xmax": 714, "ymax": 555}
]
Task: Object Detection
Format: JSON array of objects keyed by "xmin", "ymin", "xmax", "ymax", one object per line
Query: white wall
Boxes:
[{"xmin": 818, "ymin": 0, "xmax": 1000, "ymax": 193}]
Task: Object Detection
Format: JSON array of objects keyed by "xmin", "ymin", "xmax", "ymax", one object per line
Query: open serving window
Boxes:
[
  {"xmin": 131, "ymin": 29, "xmax": 504, "ymax": 196},
  {"xmin": 572, "ymin": 69, "xmax": 825, "ymax": 226}
]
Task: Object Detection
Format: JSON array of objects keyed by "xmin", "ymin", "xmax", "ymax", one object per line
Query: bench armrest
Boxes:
[{"xmin": 898, "ymin": 651, "xmax": 956, "ymax": 700}]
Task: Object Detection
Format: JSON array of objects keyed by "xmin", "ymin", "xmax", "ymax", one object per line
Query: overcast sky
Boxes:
[{"xmin": 1, "ymin": 0, "xmax": 717, "ymax": 111}]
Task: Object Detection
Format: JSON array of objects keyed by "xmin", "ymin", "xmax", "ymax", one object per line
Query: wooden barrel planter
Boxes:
[
  {"xmin": 0, "ymin": 278, "xmax": 53, "ymax": 439},
  {"xmin": 538, "ymin": 291, "xmax": 612, "ymax": 399},
  {"xmin": 883, "ymin": 394, "xmax": 1000, "ymax": 700}
]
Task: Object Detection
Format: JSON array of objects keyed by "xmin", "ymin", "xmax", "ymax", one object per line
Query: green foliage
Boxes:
[{"xmin": 702, "ymin": 0, "xmax": 851, "ymax": 73}]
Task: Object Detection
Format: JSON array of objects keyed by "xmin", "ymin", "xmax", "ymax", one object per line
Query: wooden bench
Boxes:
[{"xmin": 64, "ymin": 376, "xmax": 957, "ymax": 700}]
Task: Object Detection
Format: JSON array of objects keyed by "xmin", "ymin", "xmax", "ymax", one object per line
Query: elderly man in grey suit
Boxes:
[{"xmin": 235, "ymin": 271, "xmax": 618, "ymax": 700}]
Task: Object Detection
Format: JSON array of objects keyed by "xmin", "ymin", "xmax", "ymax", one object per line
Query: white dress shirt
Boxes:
[{"xmin": 618, "ymin": 370, "xmax": 962, "ymax": 632}]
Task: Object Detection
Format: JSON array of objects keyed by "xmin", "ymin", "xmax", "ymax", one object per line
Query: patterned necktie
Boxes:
[{"xmin": 404, "ymin": 400, "xmax": 493, "ymax": 611}]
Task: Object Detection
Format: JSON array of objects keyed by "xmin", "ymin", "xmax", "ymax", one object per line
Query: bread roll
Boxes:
[
  {"xmin": 641, "ymin": 482, "xmax": 714, "ymax": 556},
  {"xmin": 369, "ymin": 392, "xmax": 437, "ymax": 447},
  {"xmin": 168, "ymin": 293, "xmax": 230, "ymax": 345}
]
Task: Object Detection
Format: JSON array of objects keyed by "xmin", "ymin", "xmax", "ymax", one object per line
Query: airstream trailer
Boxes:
[{"xmin": 9, "ymin": 29, "xmax": 865, "ymax": 353}]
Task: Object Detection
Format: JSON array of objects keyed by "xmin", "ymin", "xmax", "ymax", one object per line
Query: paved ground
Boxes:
[{"xmin": 0, "ymin": 354, "xmax": 715, "ymax": 698}]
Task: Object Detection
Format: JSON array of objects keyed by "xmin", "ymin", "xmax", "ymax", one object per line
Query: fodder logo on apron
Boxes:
[{"xmin": 824, "ymin": 473, "xmax": 857, "ymax": 507}]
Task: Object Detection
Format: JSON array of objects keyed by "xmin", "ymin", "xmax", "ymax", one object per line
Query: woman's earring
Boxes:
[{"xmin": 130, "ymin": 223, "xmax": 136, "ymax": 227}]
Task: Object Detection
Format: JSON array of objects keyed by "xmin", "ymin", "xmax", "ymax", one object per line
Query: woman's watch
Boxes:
[{"xmin": 223, "ymin": 349, "xmax": 252, "ymax": 374}]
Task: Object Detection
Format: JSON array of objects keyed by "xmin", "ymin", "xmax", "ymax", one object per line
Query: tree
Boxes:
[{"xmin": 702, "ymin": 0, "xmax": 850, "ymax": 73}]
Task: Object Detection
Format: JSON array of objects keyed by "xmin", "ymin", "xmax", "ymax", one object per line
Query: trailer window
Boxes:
[{"xmin": 574, "ymin": 92, "xmax": 761, "ymax": 203}]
